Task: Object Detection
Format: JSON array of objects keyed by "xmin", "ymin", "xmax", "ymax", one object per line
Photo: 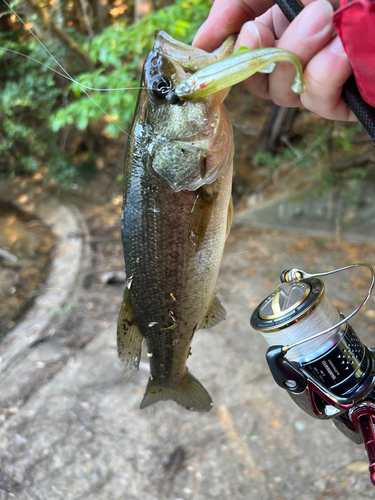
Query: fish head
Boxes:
[
  {"xmin": 137, "ymin": 31, "xmax": 234, "ymax": 192},
  {"xmin": 145, "ymin": 30, "xmax": 230, "ymax": 99}
]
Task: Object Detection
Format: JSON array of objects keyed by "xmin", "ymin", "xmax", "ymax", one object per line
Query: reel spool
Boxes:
[
  {"xmin": 251, "ymin": 264, "xmax": 375, "ymax": 401},
  {"xmin": 250, "ymin": 264, "xmax": 375, "ymax": 485}
]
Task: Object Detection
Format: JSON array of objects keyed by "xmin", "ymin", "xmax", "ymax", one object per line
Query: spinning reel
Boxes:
[{"xmin": 251, "ymin": 264, "xmax": 375, "ymax": 485}]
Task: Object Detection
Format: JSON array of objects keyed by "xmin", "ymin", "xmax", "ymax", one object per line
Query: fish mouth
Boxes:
[
  {"xmin": 154, "ymin": 30, "xmax": 217, "ymax": 72},
  {"xmin": 147, "ymin": 31, "xmax": 220, "ymax": 91},
  {"xmin": 143, "ymin": 31, "xmax": 234, "ymax": 193},
  {"xmin": 145, "ymin": 29, "xmax": 228, "ymax": 105}
]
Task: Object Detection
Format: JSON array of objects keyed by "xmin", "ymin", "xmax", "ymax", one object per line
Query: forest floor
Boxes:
[
  {"xmin": 1, "ymin": 164, "xmax": 375, "ymax": 499},
  {"xmin": 1, "ymin": 94, "xmax": 375, "ymax": 499}
]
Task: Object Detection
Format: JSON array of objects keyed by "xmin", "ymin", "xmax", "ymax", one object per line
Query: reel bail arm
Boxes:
[
  {"xmin": 265, "ymin": 345, "xmax": 307, "ymax": 393},
  {"xmin": 251, "ymin": 263, "xmax": 375, "ymax": 486},
  {"xmin": 280, "ymin": 263, "xmax": 375, "ymax": 355}
]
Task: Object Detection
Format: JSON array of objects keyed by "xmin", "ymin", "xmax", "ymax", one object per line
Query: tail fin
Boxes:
[{"xmin": 140, "ymin": 370, "xmax": 213, "ymax": 412}]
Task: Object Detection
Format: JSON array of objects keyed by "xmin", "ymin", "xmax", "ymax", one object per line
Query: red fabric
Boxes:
[{"xmin": 332, "ymin": 0, "xmax": 375, "ymax": 108}]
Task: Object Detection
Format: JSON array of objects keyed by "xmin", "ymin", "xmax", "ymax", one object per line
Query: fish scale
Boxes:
[
  {"xmin": 117, "ymin": 31, "xmax": 234, "ymax": 411},
  {"xmin": 118, "ymin": 30, "xmax": 306, "ymax": 411}
]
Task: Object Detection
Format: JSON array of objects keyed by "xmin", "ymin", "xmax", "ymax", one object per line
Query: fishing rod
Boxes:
[
  {"xmin": 252, "ymin": 1, "xmax": 375, "ymax": 485},
  {"xmin": 251, "ymin": 263, "xmax": 375, "ymax": 486},
  {"xmin": 274, "ymin": 0, "xmax": 375, "ymax": 143}
]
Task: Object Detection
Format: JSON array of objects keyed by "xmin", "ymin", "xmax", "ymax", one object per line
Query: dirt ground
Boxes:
[
  {"xmin": 0, "ymin": 201, "xmax": 54, "ymax": 339},
  {"xmin": 1, "ymin": 175, "xmax": 375, "ymax": 499}
]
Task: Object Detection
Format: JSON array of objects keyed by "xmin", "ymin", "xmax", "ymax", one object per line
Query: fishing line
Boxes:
[
  {"xmin": 1, "ymin": 48, "xmax": 148, "ymax": 92},
  {"xmin": 259, "ymin": 291, "xmax": 341, "ymax": 361},
  {"xmin": 225, "ymin": 246, "xmax": 297, "ymax": 267},
  {"xmin": 1, "ymin": 0, "xmax": 136, "ymax": 138}
]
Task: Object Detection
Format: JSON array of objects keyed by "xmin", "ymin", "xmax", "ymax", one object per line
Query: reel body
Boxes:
[{"xmin": 250, "ymin": 265, "xmax": 375, "ymax": 485}]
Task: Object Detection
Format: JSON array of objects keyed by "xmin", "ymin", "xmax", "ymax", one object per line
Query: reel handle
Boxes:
[
  {"xmin": 350, "ymin": 402, "xmax": 375, "ymax": 486},
  {"xmin": 251, "ymin": 264, "xmax": 375, "ymax": 486}
]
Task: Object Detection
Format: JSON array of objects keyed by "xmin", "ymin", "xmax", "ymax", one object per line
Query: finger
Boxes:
[
  {"xmin": 193, "ymin": 0, "xmax": 274, "ymax": 51},
  {"xmin": 234, "ymin": 21, "xmax": 277, "ymax": 100},
  {"xmin": 257, "ymin": 0, "xmax": 340, "ymax": 41},
  {"xmin": 256, "ymin": 5, "xmax": 289, "ymax": 39},
  {"xmin": 268, "ymin": 0, "xmax": 335, "ymax": 107},
  {"xmin": 270, "ymin": 5, "xmax": 290, "ymax": 39},
  {"xmin": 301, "ymin": 36, "xmax": 355, "ymax": 120}
]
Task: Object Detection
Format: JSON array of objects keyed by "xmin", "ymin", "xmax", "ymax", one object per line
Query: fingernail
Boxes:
[
  {"xmin": 296, "ymin": 0, "xmax": 333, "ymax": 38},
  {"xmin": 330, "ymin": 35, "xmax": 346, "ymax": 56},
  {"xmin": 243, "ymin": 21, "xmax": 262, "ymax": 49}
]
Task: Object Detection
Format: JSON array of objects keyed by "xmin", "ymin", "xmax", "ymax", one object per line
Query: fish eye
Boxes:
[{"xmin": 151, "ymin": 77, "xmax": 172, "ymax": 99}]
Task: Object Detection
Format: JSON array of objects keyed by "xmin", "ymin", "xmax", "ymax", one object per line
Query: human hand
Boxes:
[{"xmin": 193, "ymin": 0, "xmax": 356, "ymax": 121}]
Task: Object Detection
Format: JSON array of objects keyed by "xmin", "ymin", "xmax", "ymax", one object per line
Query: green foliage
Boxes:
[
  {"xmin": 0, "ymin": 0, "xmax": 211, "ymax": 184},
  {"xmin": 332, "ymin": 123, "xmax": 362, "ymax": 153},
  {"xmin": 253, "ymin": 121, "xmax": 371, "ymax": 201},
  {"xmin": 1, "ymin": 1, "xmax": 371, "ymax": 191},
  {"xmin": 0, "ymin": 32, "xmax": 75, "ymax": 184},
  {"xmin": 252, "ymin": 152, "xmax": 281, "ymax": 170},
  {"xmin": 253, "ymin": 124, "xmax": 332, "ymax": 174},
  {"xmin": 50, "ymin": 0, "xmax": 212, "ymax": 137}
]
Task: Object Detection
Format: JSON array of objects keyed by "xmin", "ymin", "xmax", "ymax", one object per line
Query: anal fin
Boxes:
[
  {"xmin": 140, "ymin": 369, "xmax": 213, "ymax": 412},
  {"xmin": 117, "ymin": 288, "xmax": 144, "ymax": 370},
  {"xmin": 199, "ymin": 294, "xmax": 226, "ymax": 329}
]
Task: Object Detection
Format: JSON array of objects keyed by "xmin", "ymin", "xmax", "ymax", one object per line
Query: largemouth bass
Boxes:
[{"xmin": 117, "ymin": 31, "xmax": 235, "ymax": 411}]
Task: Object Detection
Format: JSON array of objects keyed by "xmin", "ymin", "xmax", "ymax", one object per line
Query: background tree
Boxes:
[{"xmin": 0, "ymin": 0, "xmax": 211, "ymax": 185}]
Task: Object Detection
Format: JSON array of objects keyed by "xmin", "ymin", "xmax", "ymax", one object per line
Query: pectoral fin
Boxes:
[
  {"xmin": 117, "ymin": 288, "xmax": 144, "ymax": 369},
  {"xmin": 199, "ymin": 294, "xmax": 226, "ymax": 329},
  {"xmin": 189, "ymin": 188, "xmax": 215, "ymax": 250}
]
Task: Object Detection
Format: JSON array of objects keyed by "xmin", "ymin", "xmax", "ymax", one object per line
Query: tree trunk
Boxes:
[
  {"xmin": 24, "ymin": 0, "xmax": 94, "ymax": 70},
  {"xmin": 134, "ymin": 0, "xmax": 153, "ymax": 22},
  {"xmin": 54, "ymin": 0, "xmax": 64, "ymax": 27},
  {"xmin": 258, "ymin": 105, "xmax": 299, "ymax": 153},
  {"xmin": 0, "ymin": 2, "xmax": 11, "ymax": 32},
  {"xmin": 88, "ymin": 0, "xmax": 108, "ymax": 33},
  {"xmin": 78, "ymin": 0, "xmax": 94, "ymax": 39}
]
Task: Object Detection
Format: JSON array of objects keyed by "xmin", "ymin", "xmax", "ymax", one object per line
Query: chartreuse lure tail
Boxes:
[{"xmin": 175, "ymin": 47, "xmax": 305, "ymax": 100}]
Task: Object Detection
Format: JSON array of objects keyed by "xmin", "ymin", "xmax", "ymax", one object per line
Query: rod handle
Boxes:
[{"xmin": 351, "ymin": 403, "xmax": 375, "ymax": 486}]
